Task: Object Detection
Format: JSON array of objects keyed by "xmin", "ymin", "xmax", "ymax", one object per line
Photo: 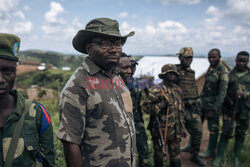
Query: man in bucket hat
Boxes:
[
  {"xmin": 57, "ymin": 18, "xmax": 136, "ymax": 167},
  {"xmin": 143, "ymin": 64, "xmax": 186, "ymax": 167},
  {"xmin": 0, "ymin": 33, "xmax": 56, "ymax": 167},
  {"xmin": 176, "ymin": 47, "xmax": 205, "ymax": 166}
]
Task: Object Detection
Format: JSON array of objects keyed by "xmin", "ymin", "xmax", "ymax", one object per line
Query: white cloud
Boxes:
[
  {"xmin": 63, "ymin": 18, "xmax": 82, "ymax": 40},
  {"xmin": 206, "ymin": 6, "xmax": 223, "ymax": 18},
  {"xmin": 117, "ymin": 12, "xmax": 136, "ymax": 19},
  {"xmin": 160, "ymin": 0, "xmax": 200, "ymax": 5},
  {"xmin": 226, "ymin": 0, "xmax": 250, "ymax": 25},
  {"xmin": 14, "ymin": 11, "xmax": 25, "ymax": 20},
  {"xmin": 44, "ymin": 1, "xmax": 65, "ymax": 24},
  {"xmin": 13, "ymin": 21, "xmax": 33, "ymax": 34},
  {"xmin": 42, "ymin": 2, "xmax": 66, "ymax": 35},
  {"xmin": 118, "ymin": 12, "xmax": 128, "ymax": 18},
  {"xmin": 121, "ymin": 20, "xmax": 189, "ymax": 54},
  {"xmin": 226, "ymin": 0, "xmax": 250, "ymax": 17},
  {"xmin": 0, "ymin": 0, "xmax": 19, "ymax": 19}
]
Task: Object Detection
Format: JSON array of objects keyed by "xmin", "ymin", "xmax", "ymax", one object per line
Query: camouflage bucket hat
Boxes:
[
  {"xmin": 0, "ymin": 33, "xmax": 20, "ymax": 61},
  {"xmin": 158, "ymin": 64, "xmax": 179, "ymax": 79},
  {"xmin": 177, "ymin": 47, "xmax": 193, "ymax": 57},
  {"xmin": 73, "ymin": 17, "xmax": 135, "ymax": 54}
]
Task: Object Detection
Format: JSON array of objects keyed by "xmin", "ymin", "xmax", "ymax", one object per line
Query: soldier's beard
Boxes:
[{"xmin": 103, "ymin": 62, "xmax": 117, "ymax": 71}]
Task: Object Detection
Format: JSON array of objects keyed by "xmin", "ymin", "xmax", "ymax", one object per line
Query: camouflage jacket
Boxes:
[
  {"xmin": 0, "ymin": 90, "xmax": 56, "ymax": 167},
  {"xmin": 223, "ymin": 67, "xmax": 250, "ymax": 119},
  {"xmin": 57, "ymin": 57, "xmax": 136, "ymax": 167},
  {"xmin": 127, "ymin": 78, "xmax": 144, "ymax": 123},
  {"xmin": 200, "ymin": 62, "xmax": 229, "ymax": 111},
  {"xmin": 144, "ymin": 83, "xmax": 185, "ymax": 140},
  {"xmin": 176, "ymin": 64, "xmax": 199, "ymax": 103}
]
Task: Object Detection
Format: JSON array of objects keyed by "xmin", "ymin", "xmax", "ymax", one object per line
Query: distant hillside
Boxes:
[{"xmin": 19, "ymin": 50, "xmax": 86, "ymax": 69}]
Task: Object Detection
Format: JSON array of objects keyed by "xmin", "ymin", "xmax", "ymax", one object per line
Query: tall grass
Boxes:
[{"xmin": 38, "ymin": 96, "xmax": 250, "ymax": 167}]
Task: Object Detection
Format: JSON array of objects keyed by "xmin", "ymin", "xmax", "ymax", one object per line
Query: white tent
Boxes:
[{"xmin": 134, "ymin": 56, "xmax": 210, "ymax": 83}]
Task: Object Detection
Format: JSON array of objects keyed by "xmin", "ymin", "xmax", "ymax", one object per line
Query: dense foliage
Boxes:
[{"xmin": 16, "ymin": 70, "xmax": 73, "ymax": 90}]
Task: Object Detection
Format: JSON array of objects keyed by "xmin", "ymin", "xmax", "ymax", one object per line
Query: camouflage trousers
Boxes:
[
  {"xmin": 220, "ymin": 112, "xmax": 250, "ymax": 144},
  {"xmin": 135, "ymin": 120, "xmax": 149, "ymax": 164},
  {"xmin": 184, "ymin": 105, "xmax": 203, "ymax": 154},
  {"xmin": 151, "ymin": 133, "xmax": 181, "ymax": 161},
  {"xmin": 201, "ymin": 110, "xmax": 220, "ymax": 135}
]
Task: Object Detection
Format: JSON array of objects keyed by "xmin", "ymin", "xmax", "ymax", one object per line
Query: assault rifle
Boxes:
[{"xmin": 154, "ymin": 115, "xmax": 165, "ymax": 149}]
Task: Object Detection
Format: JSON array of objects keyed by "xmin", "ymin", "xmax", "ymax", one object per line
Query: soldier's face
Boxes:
[
  {"xmin": 118, "ymin": 57, "xmax": 132, "ymax": 82},
  {"xmin": 164, "ymin": 72, "xmax": 177, "ymax": 82},
  {"xmin": 87, "ymin": 37, "xmax": 123, "ymax": 71},
  {"xmin": 179, "ymin": 55, "xmax": 193, "ymax": 68},
  {"xmin": 236, "ymin": 55, "xmax": 249, "ymax": 72},
  {"xmin": 208, "ymin": 51, "xmax": 220, "ymax": 67},
  {"xmin": 131, "ymin": 63, "xmax": 136, "ymax": 76},
  {"xmin": 0, "ymin": 59, "xmax": 17, "ymax": 96}
]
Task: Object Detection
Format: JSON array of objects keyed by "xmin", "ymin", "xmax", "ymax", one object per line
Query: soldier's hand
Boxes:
[{"xmin": 207, "ymin": 109, "xmax": 216, "ymax": 120}]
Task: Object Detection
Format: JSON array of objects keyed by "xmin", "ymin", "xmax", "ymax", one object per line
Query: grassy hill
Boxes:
[{"xmin": 19, "ymin": 50, "xmax": 86, "ymax": 70}]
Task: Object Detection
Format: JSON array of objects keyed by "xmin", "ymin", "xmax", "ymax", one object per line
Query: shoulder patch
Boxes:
[
  {"xmin": 36, "ymin": 102, "xmax": 51, "ymax": 135},
  {"xmin": 177, "ymin": 87, "xmax": 182, "ymax": 95}
]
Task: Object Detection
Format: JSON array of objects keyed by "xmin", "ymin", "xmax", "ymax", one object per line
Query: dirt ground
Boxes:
[
  {"xmin": 27, "ymin": 87, "xmax": 55, "ymax": 100},
  {"xmin": 180, "ymin": 120, "xmax": 213, "ymax": 167},
  {"xmin": 17, "ymin": 65, "xmax": 37, "ymax": 74}
]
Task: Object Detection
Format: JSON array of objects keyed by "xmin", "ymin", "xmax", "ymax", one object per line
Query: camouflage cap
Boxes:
[
  {"xmin": 158, "ymin": 64, "xmax": 179, "ymax": 79},
  {"xmin": 73, "ymin": 17, "xmax": 135, "ymax": 54},
  {"xmin": 0, "ymin": 33, "xmax": 20, "ymax": 61},
  {"xmin": 129, "ymin": 56, "xmax": 138, "ymax": 65},
  {"xmin": 177, "ymin": 47, "xmax": 193, "ymax": 57}
]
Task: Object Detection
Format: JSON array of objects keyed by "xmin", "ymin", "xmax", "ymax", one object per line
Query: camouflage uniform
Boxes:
[
  {"xmin": 176, "ymin": 64, "xmax": 203, "ymax": 155},
  {"xmin": 199, "ymin": 61, "xmax": 229, "ymax": 157},
  {"xmin": 0, "ymin": 90, "xmax": 56, "ymax": 167},
  {"xmin": 144, "ymin": 64, "xmax": 185, "ymax": 167},
  {"xmin": 213, "ymin": 66, "xmax": 250, "ymax": 166},
  {"xmin": 128, "ymin": 79, "xmax": 149, "ymax": 166},
  {"xmin": 145, "ymin": 84, "xmax": 184, "ymax": 166},
  {"xmin": 57, "ymin": 57, "xmax": 136, "ymax": 167}
]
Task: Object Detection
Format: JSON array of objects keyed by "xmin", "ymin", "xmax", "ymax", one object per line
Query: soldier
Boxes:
[
  {"xmin": 57, "ymin": 18, "xmax": 137, "ymax": 167},
  {"xmin": 130, "ymin": 56, "xmax": 138, "ymax": 76},
  {"xmin": 175, "ymin": 47, "xmax": 205, "ymax": 166},
  {"xmin": 199, "ymin": 48, "xmax": 229, "ymax": 158},
  {"xmin": 118, "ymin": 53, "xmax": 132, "ymax": 85},
  {"xmin": 212, "ymin": 51, "xmax": 250, "ymax": 167},
  {"xmin": 0, "ymin": 33, "xmax": 56, "ymax": 167},
  {"xmin": 124, "ymin": 55, "xmax": 149, "ymax": 166},
  {"xmin": 143, "ymin": 64, "xmax": 186, "ymax": 167}
]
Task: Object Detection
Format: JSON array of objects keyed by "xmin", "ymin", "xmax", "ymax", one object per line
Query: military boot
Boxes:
[
  {"xmin": 190, "ymin": 154, "xmax": 205, "ymax": 166},
  {"xmin": 212, "ymin": 141, "xmax": 228, "ymax": 167},
  {"xmin": 180, "ymin": 136, "xmax": 192, "ymax": 152},
  {"xmin": 199, "ymin": 133, "xmax": 218, "ymax": 158},
  {"xmin": 233, "ymin": 141, "xmax": 243, "ymax": 167},
  {"xmin": 170, "ymin": 159, "xmax": 181, "ymax": 167}
]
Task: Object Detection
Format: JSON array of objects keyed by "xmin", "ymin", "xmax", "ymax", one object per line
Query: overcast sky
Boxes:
[{"xmin": 1, "ymin": 0, "xmax": 249, "ymax": 57}]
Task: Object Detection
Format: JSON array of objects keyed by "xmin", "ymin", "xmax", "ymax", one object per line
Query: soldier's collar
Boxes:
[
  {"xmin": 82, "ymin": 57, "xmax": 101, "ymax": 75},
  {"xmin": 10, "ymin": 90, "xmax": 25, "ymax": 116}
]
